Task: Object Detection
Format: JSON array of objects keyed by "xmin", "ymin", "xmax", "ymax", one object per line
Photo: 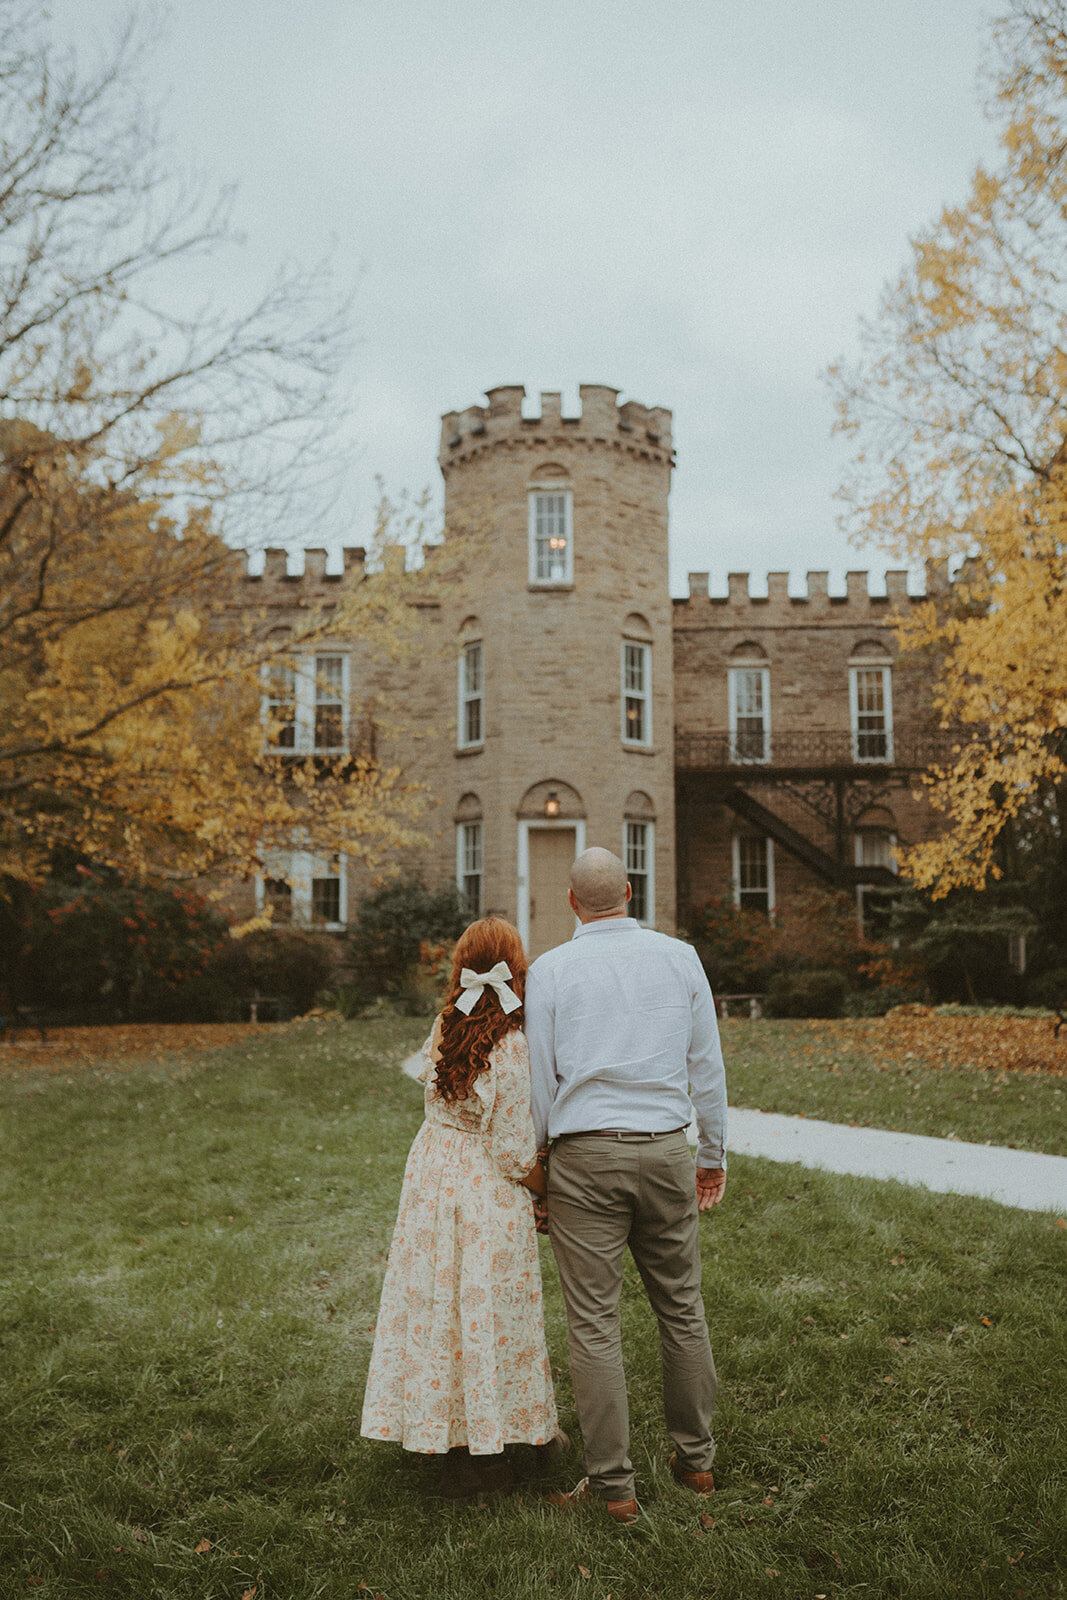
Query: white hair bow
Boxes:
[{"xmin": 454, "ymin": 960, "xmax": 521, "ymax": 1015}]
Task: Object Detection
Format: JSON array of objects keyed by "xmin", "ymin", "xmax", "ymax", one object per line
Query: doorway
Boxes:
[{"xmin": 523, "ymin": 825, "xmax": 578, "ymax": 959}]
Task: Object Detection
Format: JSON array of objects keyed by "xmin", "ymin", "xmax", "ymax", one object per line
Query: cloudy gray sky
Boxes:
[{"xmin": 49, "ymin": 0, "xmax": 999, "ymax": 595}]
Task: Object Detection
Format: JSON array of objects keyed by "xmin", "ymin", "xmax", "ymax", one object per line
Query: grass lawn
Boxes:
[
  {"xmin": 724, "ymin": 1017, "xmax": 1067, "ymax": 1156},
  {"xmin": 2, "ymin": 1018, "xmax": 1065, "ymax": 1599}
]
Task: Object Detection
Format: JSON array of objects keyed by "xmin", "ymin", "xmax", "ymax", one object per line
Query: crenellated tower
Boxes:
[{"xmin": 437, "ymin": 384, "xmax": 677, "ymax": 952}]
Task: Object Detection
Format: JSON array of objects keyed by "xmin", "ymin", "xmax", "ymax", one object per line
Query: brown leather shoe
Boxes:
[
  {"xmin": 669, "ymin": 1452, "xmax": 715, "ymax": 1496},
  {"xmin": 547, "ymin": 1476, "xmax": 641, "ymax": 1525}
]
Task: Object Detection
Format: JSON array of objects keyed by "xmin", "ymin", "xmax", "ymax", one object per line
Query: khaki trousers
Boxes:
[{"xmin": 547, "ymin": 1129, "xmax": 717, "ymax": 1501}]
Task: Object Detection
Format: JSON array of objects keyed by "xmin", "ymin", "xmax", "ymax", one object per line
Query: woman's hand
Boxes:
[{"xmin": 519, "ymin": 1157, "xmax": 547, "ymax": 1197}]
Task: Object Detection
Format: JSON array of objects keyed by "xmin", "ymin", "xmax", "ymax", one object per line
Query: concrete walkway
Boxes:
[
  {"xmin": 399, "ymin": 1051, "xmax": 1066, "ymax": 1214},
  {"xmin": 720, "ymin": 1107, "xmax": 1067, "ymax": 1214}
]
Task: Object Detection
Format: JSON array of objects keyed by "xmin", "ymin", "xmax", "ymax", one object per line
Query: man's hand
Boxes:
[{"xmin": 695, "ymin": 1166, "xmax": 726, "ymax": 1211}]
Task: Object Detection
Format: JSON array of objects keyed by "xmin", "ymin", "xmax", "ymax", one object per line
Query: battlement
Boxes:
[
  {"xmin": 243, "ymin": 546, "xmax": 366, "ymax": 584},
  {"xmin": 440, "ymin": 383, "xmax": 672, "ymax": 459},
  {"xmin": 675, "ymin": 568, "xmax": 917, "ymax": 621}
]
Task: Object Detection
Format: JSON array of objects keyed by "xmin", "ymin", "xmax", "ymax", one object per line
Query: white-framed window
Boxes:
[
  {"xmin": 733, "ymin": 834, "xmax": 774, "ymax": 914},
  {"xmin": 264, "ymin": 661, "xmax": 297, "ymax": 751},
  {"xmin": 528, "ymin": 487, "xmax": 573, "ymax": 585},
  {"xmin": 456, "ymin": 820, "xmax": 483, "ymax": 918},
  {"xmin": 854, "ymin": 829, "xmax": 897, "ymax": 874},
  {"xmin": 262, "ymin": 654, "xmax": 350, "ymax": 754},
  {"xmin": 457, "ymin": 640, "xmax": 484, "ymax": 749},
  {"xmin": 621, "ymin": 641, "xmax": 652, "ymax": 746},
  {"xmin": 624, "ymin": 820, "xmax": 654, "ymax": 924},
  {"xmin": 256, "ymin": 848, "xmax": 347, "ymax": 931},
  {"xmin": 854, "ymin": 827, "xmax": 898, "ymax": 937},
  {"xmin": 728, "ymin": 665, "xmax": 770, "ymax": 763},
  {"xmin": 850, "ymin": 664, "xmax": 893, "ymax": 762}
]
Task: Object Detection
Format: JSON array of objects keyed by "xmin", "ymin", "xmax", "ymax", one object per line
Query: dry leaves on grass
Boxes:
[
  {"xmin": 792, "ymin": 1013, "xmax": 1067, "ymax": 1078},
  {"xmin": 0, "ymin": 1022, "xmax": 278, "ymax": 1078}
]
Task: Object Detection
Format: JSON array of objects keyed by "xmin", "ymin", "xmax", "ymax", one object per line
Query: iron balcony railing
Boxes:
[{"xmin": 675, "ymin": 726, "xmax": 958, "ymax": 773}]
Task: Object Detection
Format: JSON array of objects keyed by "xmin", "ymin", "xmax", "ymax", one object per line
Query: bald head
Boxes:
[{"xmin": 569, "ymin": 847, "xmax": 630, "ymax": 920}]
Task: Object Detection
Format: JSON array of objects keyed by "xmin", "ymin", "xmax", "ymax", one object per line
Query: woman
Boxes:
[{"xmin": 360, "ymin": 916, "xmax": 562, "ymax": 1497}]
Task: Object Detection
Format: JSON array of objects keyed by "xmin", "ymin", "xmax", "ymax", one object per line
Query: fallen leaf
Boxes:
[
  {"xmin": 578, "ymin": 1565, "xmax": 591, "ymax": 1580},
  {"xmin": 980, "ymin": 1316, "xmax": 994, "ymax": 1327},
  {"xmin": 241, "ymin": 1589, "xmax": 258, "ymax": 1600},
  {"xmin": 832, "ymin": 1550, "xmax": 844, "ymax": 1569},
  {"xmin": 700, "ymin": 1511, "xmax": 715, "ymax": 1529},
  {"xmin": 194, "ymin": 1538, "xmax": 211, "ymax": 1553},
  {"xmin": 763, "ymin": 1494, "xmax": 775, "ymax": 1506},
  {"xmin": 765, "ymin": 1569, "xmax": 779, "ymax": 1579}
]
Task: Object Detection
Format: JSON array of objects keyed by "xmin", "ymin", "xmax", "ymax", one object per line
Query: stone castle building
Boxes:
[{"xmin": 244, "ymin": 384, "xmax": 945, "ymax": 959}]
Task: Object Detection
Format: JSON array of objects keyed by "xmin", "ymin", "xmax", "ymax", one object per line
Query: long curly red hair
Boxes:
[{"xmin": 432, "ymin": 916, "xmax": 527, "ymax": 1104}]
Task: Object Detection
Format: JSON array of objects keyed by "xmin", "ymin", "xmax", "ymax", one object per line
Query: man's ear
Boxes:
[
  {"xmin": 568, "ymin": 887, "xmax": 579, "ymax": 914},
  {"xmin": 625, "ymin": 881, "xmax": 633, "ymax": 903}
]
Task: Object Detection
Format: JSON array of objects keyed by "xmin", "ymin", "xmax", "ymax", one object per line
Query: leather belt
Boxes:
[{"xmin": 554, "ymin": 1126, "xmax": 688, "ymax": 1142}]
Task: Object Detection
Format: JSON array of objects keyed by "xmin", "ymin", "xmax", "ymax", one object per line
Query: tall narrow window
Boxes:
[
  {"xmin": 457, "ymin": 640, "xmax": 484, "ymax": 748},
  {"xmin": 458, "ymin": 821, "xmax": 483, "ymax": 917},
  {"xmin": 625, "ymin": 820, "xmax": 653, "ymax": 923},
  {"xmin": 528, "ymin": 488, "xmax": 573, "ymax": 585},
  {"xmin": 729, "ymin": 666, "xmax": 770, "ymax": 763},
  {"xmin": 265, "ymin": 662, "xmax": 296, "ymax": 751},
  {"xmin": 621, "ymin": 641, "xmax": 652, "ymax": 745},
  {"xmin": 311, "ymin": 855, "xmax": 342, "ymax": 926},
  {"xmin": 313, "ymin": 655, "xmax": 346, "ymax": 751},
  {"xmin": 854, "ymin": 828, "xmax": 898, "ymax": 937},
  {"xmin": 850, "ymin": 665, "xmax": 893, "ymax": 762},
  {"xmin": 733, "ymin": 835, "xmax": 773, "ymax": 914}
]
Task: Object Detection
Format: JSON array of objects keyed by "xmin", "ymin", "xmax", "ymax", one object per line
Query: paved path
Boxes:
[{"xmin": 399, "ymin": 1053, "xmax": 1067, "ymax": 1214}]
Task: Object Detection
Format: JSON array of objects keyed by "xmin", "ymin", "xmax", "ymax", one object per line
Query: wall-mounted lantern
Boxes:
[{"xmin": 544, "ymin": 791, "xmax": 561, "ymax": 817}]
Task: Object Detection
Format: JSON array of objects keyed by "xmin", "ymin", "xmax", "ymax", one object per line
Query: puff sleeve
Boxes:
[{"xmin": 483, "ymin": 1029, "xmax": 538, "ymax": 1183}]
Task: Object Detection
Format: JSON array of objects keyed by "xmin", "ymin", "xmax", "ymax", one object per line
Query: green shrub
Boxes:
[
  {"xmin": 764, "ymin": 967, "xmax": 849, "ymax": 1019},
  {"xmin": 346, "ymin": 878, "xmax": 468, "ymax": 999},
  {"xmin": 843, "ymin": 984, "xmax": 916, "ymax": 1017},
  {"xmin": 8, "ymin": 867, "xmax": 232, "ymax": 1022},
  {"xmin": 212, "ymin": 927, "xmax": 337, "ymax": 1017},
  {"xmin": 688, "ymin": 886, "xmax": 879, "ymax": 994},
  {"xmin": 1027, "ymin": 967, "xmax": 1067, "ymax": 1008}
]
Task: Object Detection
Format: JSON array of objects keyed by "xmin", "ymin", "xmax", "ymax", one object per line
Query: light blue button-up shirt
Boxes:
[{"xmin": 524, "ymin": 918, "xmax": 727, "ymax": 1169}]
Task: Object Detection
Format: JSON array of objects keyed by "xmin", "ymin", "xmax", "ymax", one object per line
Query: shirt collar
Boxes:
[{"xmin": 572, "ymin": 916, "xmax": 640, "ymax": 939}]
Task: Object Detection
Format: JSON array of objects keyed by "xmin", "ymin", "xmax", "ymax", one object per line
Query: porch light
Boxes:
[{"xmin": 544, "ymin": 791, "xmax": 560, "ymax": 817}]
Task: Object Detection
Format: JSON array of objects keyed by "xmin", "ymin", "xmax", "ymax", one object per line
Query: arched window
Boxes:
[
  {"xmin": 728, "ymin": 642, "xmax": 770, "ymax": 764},
  {"xmin": 455, "ymin": 793, "xmax": 483, "ymax": 917},
  {"xmin": 623, "ymin": 791, "xmax": 656, "ymax": 924},
  {"xmin": 528, "ymin": 464, "xmax": 573, "ymax": 586},
  {"xmin": 457, "ymin": 617, "xmax": 483, "ymax": 750},
  {"xmin": 849, "ymin": 641, "xmax": 893, "ymax": 762}
]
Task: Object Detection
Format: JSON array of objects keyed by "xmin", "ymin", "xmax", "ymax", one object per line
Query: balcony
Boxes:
[{"xmin": 675, "ymin": 725, "xmax": 956, "ymax": 777}]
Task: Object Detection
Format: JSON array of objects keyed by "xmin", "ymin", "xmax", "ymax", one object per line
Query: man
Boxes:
[{"xmin": 524, "ymin": 846, "xmax": 727, "ymax": 1525}]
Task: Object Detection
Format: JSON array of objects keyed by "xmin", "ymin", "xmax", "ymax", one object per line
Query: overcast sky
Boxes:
[{"xmin": 47, "ymin": 0, "xmax": 1000, "ymax": 596}]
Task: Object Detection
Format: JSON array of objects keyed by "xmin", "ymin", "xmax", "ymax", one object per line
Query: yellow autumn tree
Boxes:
[
  {"xmin": 831, "ymin": 0, "xmax": 1067, "ymax": 894},
  {"xmin": 0, "ymin": 420, "xmax": 450, "ymax": 888},
  {"xmin": 0, "ymin": 5, "xmax": 457, "ymax": 894}
]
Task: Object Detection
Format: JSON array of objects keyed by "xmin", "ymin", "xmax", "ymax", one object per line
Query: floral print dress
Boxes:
[{"xmin": 360, "ymin": 1025, "xmax": 558, "ymax": 1455}]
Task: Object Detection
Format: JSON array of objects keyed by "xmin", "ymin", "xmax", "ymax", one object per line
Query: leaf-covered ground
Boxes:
[
  {"xmin": 0, "ymin": 1021, "xmax": 278, "ymax": 1078},
  {"xmin": 2, "ymin": 1019, "xmax": 1064, "ymax": 1599}
]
